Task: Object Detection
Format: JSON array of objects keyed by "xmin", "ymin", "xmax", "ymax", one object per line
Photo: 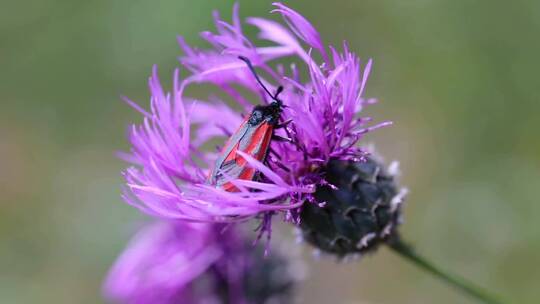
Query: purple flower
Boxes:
[
  {"xmin": 121, "ymin": 2, "xmax": 390, "ymax": 236},
  {"xmin": 103, "ymin": 222, "xmax": 298, "ymax": 303},
  {"xmin": 103, "ymin": 222, "xmax": 221, "ymax": 303}
]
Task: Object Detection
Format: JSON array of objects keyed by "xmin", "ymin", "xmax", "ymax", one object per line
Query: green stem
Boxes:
[{"xmin": 388, "ymin": 238, "xmax": 504, "ymax": 304}]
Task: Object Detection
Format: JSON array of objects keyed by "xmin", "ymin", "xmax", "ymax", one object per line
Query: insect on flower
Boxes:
[
  {"xmin": 121, "ymin": 2, "xmax": 385, "ymax": 228},
  {"xmin": 209, "ymin": 56, "xmax": 288, "ymax": 192}
]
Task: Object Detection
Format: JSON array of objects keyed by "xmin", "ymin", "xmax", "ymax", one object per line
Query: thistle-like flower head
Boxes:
[
  {"xmin": 121, "ymin": 2, "xmax": 394, "ymax": 240},
  {"xmin": 104, "ymin": 222, "xmax": 297, "ymax": 303},
  {"xmin": 104, "ymin": 222, "xmax": 220, "ymax": 303}
]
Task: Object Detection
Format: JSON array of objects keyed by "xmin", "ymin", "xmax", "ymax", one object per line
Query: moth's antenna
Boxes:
[
  {"xmin": 274, "ymin": 86, "xmax": 284, "ymax": 99},
  {"xmin": 238, "ymin": 56, "xmax": 283, "ymax": 103}
]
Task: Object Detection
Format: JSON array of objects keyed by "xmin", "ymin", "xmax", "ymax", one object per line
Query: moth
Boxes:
[{"xmin": 209, "ymin": 56, "xmax": 286, "ymax": 191}]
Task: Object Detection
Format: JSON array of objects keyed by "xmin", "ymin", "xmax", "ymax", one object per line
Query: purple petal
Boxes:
[{"xmin": 271, "ymin": 2, "xmax": 328, "ymax": 62}]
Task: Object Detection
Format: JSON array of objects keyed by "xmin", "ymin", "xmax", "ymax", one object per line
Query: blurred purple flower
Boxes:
[
  {"xmin": 104, "ymin": 222, "xmax": 297, "ymax": 304},
  {"xmin": 121, "ymin": 2, "xmax": 389, "ymax": 235},
  {"xmin": 104, "ymin": 222, "xmax": 220, "ymax": 303}
]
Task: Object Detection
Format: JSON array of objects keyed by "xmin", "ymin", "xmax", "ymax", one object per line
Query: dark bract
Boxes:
[{"xmin": 300, "ymin": 157, "xmax": 402, "ymax": 256}]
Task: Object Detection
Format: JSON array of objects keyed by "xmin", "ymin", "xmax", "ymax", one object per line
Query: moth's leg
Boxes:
[
  {"xmin": 272, "ymin": 135, "xmax": 293, "ymax": 142},
  {"xmin": 267, "ymin": 148, "xmax": 291, "ymax": 173},
  {"xmin": 268, "ymin": 148, "xmax": 282, "ymax": 160},
  {"xmin": 274, "ymin": 86, "xmax": 284, "ymax": 99},
  {"xmin": 281, "ymin": 123, "xmax": 306, "ymax": 154},
  {"xmin": 278, "ymin": 120, "xmax": 304, "ymax": 151},
  {"xmin": 275, "ymin": 119, "xmax": 292, "ymax": 129}
]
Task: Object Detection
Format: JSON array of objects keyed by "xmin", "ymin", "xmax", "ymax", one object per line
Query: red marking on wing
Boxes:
[
  {"xmin": 236, "ymin": 122, "xmax": 273, "ymax": 166},
  {"xmin": 224, "ymin": 142, "xmax": 240, "ymax": 163},
  {"xmin": 208, "ymin": 119, "xmax": 248, "ymax": 181},
  {"xmin": 222, "ymin": 182, "xmax": 239, "ymax": 192},
  {"xmin": 220, "ymin": 122, "xmax": 274, "ymax": 192}
]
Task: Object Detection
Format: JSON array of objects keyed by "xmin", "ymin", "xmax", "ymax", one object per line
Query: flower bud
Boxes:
[{"xmin": 300, "ymin": 157, "xmax": 405, "ymax": 257}]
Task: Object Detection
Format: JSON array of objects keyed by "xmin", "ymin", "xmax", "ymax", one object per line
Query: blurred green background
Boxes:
[{"xmin": 1, "ymin": 0, "xmax": 539, "ymax": 303}]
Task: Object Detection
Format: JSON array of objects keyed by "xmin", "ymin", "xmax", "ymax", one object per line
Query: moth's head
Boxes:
[{"xmin": 249, "ymin": 102, "xmax": 282, "ymax": 126}]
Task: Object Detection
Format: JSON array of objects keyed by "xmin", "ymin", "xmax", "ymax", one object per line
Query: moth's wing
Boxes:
[
  {"xmin": 222, "ymin": 122, "xmax": 275, "ymax": 191},
  {"xmin": 211, "ymin": 120, "xmax": 275, "ymax": 191},
  {"xmin": 235, "ymin": 121, "xmax": 274, "ymax": 166},
  {"xmin": 209, "ymin": 120, "xmax": 249, "ymax": 184},
  {"xmin": 214, "ymin": 158, "xmax": 246, "ymax": 188}
]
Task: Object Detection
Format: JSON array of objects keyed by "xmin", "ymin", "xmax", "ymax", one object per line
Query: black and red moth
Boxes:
[{"xmin": 209, "ymin": 56, "xmax": 284, "ymax": 192}]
